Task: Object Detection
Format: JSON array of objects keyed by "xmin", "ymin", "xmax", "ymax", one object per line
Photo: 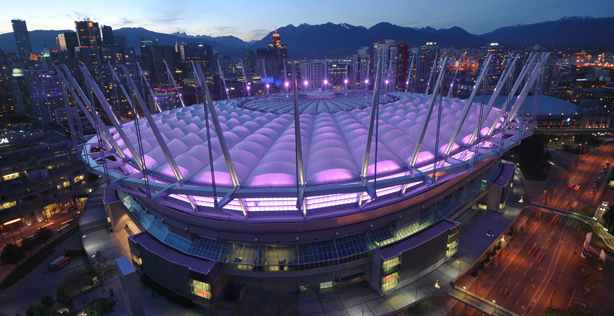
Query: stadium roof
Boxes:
[{"xmin": 108, "ymin": 93, "xmax": 504, "ymax": 189}]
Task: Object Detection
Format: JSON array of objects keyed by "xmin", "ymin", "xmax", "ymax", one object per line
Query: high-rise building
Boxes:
[
  {"xmin": 256, "ymin": 31, "xmax": 288, "ymax": 85},
  {"xmin": 416, "ymin": 42, "xmax": 440, "ymax": 93},
  {"xmin": 140, "ymin": 41, "xmax": 178, "ymax": 86},
  {"xmin": 350, "ymin": 47, "xmax": 371, "ymax": 88},
  {"xmin": 56, "ymin": 31, "xmax": 78, "ymax": 52},
  {"xmin": 300, "ymin": 60, "xmax": 327, "ymax": 88},
  {"xmin": 75, "ymin": 19, "xmax": 102, "ymax": 48},
  {"xmin": 11, "ymin": 19, "xmax": 32, "ymax": 61},
  {"xmin": 101, "ymin": 25, "xmax": 115, "ymax": 47},
  {"xmin": 272, "ymin": 30, "xmax": 283, "ymax": 49},
  {"xmin": 373, "ymin": 40, "xmax": 409, "ymax": 90}
]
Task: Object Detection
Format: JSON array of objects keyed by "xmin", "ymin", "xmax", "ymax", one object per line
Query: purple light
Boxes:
[
  {"xmin": 246, "ymin": 86, "xmax": 251, "ymax": 91},
  {"xmin": 323, "ymin": 79, "xmax": 329, "ymax": 85},
  {"xmin": 284, "ymin": 81, "xmax": 290, "ymax": 88},
  {"xmin": 364, "ymin": 79, "xmax": 369, "ymax": 84},
  {"xmin": 384, "ymin": 79, "xmax": 390, "ymax": 85},
  {"xmin": 343, "ymin": 79, "xmax": 349, "ymax": 84},
  {"xmin": 303, "ymin": 80, "xmax": 309, "ymax": 87},
  {"xmin": 265, "ymin": 83, "xmax": 270, "ymax": 89}
]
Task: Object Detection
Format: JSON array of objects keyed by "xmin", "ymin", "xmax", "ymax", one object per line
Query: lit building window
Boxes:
[
  {"xmin": 382, "ymin": 257, "xmax": 400, "ymax": 274},
  {"xmin": 0, "ymin": 201, "xmax": 17, "ymax": 210},
  {"xmin": 2, "ymin": 172, "xmax": 20, "ymax": 181},
  {"xmin": 381, "ymin": 272, "xmax": 399, "ymax": 292},
  {"xmin": 320, "ymin": 281, "xmax": 334, "ymax": 290},
  {"xmin": 191, "ymin": 279, "xmax": 212, "ymax": 300},
  {"xmin": 132, "ymin": 255, "xmax": 143, "ymax": 266}
]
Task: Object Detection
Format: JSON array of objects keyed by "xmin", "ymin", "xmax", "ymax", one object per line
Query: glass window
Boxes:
[
  {"xmin": 132, "ymin": 255, "xmax": 143, "ymax": 266},
  {"xmin": 381, "ymin": 272, "xmax": 399, "ymax": 292},
  {"xmin": 320, "ymin": 281, "xmax": 334, "ymax": 290},
  {"xmin": 191, "ymin": 279, "xmax": 212, "ymax": 300},
  {"xmin": 382, "ymin": 257, "xmax": 400, "ymax": 274}
]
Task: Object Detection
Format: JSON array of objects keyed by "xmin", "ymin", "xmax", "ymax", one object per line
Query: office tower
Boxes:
[
  {"xmin": 140, "ymin": 41, "xmax": 178, "ymax": 86},
  {"xmin": 56, "ymin": 31, "xmax": 78, "ymax": 52},
  {"xmin": 102, "ymin": 25, "xmax": 115, "ymax": 47},
  {"xmin": 256, "ymin": 30, "xmax": 288, "ymax": 84},
  {"xmin": 11, "ymin": 19, "xmax": 32, "ymax": 61},
  {"xmin": 350, "ymin": 47, "xmax": 371, "ymax": 88},
  {"xmin": 75, "ymin": 19, "xmax": 102, "ymax": 47},
  {"xmin": 416, "ymin": 42, "xmax": 440, "ymax": 92},
  {"xmin": 300, "ymin": 60, "xmax": 327, "ymax": 88}
]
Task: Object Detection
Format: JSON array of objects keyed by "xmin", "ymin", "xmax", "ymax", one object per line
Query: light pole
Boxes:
[
  {"xmin": 344, "ymin": 78, "xmax": 349, "ymax": 95},
  {"xmin": 246, "ymin": 82, "xmax": 251, "ymax": 96},
  {"xmin": 265, "ymin": 83, "xmax": 270, "ymax": 95},
  {"xmin": 323, "ymin": 79, "xmax": 328, "ymax": 90},
  {"xmin": 303, "ymin": 79, "xmax": 309, "ymax": 90},
  {"xmin": 364, "ymin": 78, "xmax": 369, "ymax": 90},
  {"xmin": 284, "ymin": 81, "xmax": 290, "ymax": 97}
]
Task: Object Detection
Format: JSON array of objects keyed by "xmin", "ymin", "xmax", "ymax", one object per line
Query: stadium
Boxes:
[{"xmin": 75, "ymin": 53, "xmax": 545, "ymax": 304}]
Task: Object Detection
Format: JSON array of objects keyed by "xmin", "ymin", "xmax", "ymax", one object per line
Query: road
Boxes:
[
  {"xmin": 540, "ymin": 143, "xmax": 614, "ymax": 215},
  {"xmin": 449, "ymin": 210, "xmax": 614, "ymax": 316},
  {"xmin": 0, "ymin": 232, "xmax": 87, "ymax": 316}
]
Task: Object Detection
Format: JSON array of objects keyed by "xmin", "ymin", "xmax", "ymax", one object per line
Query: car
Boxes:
[{"xmin": 48, "ymin": 255, "xmax": 71, "ymax": 271}]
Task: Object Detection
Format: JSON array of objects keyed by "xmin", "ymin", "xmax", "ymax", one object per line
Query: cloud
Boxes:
[
  {"xmin": 117, "ymin": 17, "xmax": 135, "ymax": 26},
  {"xmin": 245, "ymin": 28, "xmax": 270, "ymax": 41},
  {"xmin": 212, "ymin": 26, "xmax": 238, "ymax": 34}
]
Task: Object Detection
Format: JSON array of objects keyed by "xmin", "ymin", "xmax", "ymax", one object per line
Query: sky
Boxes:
[{"xmin": 1, "ymin": 0, "xmax": 614, "ymax": 41}]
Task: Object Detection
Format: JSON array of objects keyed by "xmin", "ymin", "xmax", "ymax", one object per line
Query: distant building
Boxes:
[
  {"xmin": 11, "ymin": 19, "xmax": 32, "ymax": 61},
  {"xmin": 350, "ymin": 47, "xmax": 371, "ymax": 88},
  {"xmin": 256, "ymin": 30, "xmax": 288, "ymax": 85},
  {"xmin": 300, "ymin": 59, "xmax": 327, "ymax": 88},
  {"xmin": 75, "ymin": 19, "xmax": 102, "ymax": 48},
  {"xmin": 101, "ymin": 25, "xmax": 115, "ymax": 47},
  {"xmin": 140, "ymin": 41, "xmax": 178, "ymax": 86},
  {"xmin": 416, "ymin": 42, "xmax": 440, "ymax": 93},
  {"xmin": 56, "ymin": 31, "xmax": 78, "ymax": 52}
]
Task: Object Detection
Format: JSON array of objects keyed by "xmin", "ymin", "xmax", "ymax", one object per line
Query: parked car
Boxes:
[{"xmin": 48, "ymin": 255, "xmax": 71, "ymax": 271}]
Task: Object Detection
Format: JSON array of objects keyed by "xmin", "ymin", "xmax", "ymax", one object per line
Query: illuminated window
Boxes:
[
  {"xmin": 0, "ymin": 201, "xmax": 17, "ymax": 210},
  {"xmin": 132, "ymin": 255, "xmax": 143, "ymax": 266},
  {"xmin": 382, "ymin": 257, "xmax": 400, "ymax": 274},
  {"xmin": 320, "ymin": 281, "xmax": 334, "ymax": 290},
  {"xmin": 2, "ymin": 172, "xmax": 20, "ymax": 181},
  {"xmin": 381, "ymin": 272, "xmax": 399, "ymax": 292},
  {"xmin": 191, "ymin": 280, "xmax": 212, "ymax": 300},
  {"xmin": 74, "ymin": 174, "xmax": 85, "ymax": 183}
]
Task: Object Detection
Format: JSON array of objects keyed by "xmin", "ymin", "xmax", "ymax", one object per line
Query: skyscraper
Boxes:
[
  {"xmin": 75, "ymin": 19, "xmax": 102, "ymax": 47},
  {"xmin": 11, "ymin": 19, "xmax": 32, "ymax": 61},
  {"xmin": 256, "ymin": 31, "xmax": 287, "ymax": 84},
  {"xmin": 56, "ymin": 31, "xmax": 78, "ymax": 53},
  {"xmin": 101, "ymin": 25, "xmax": 115, "ymax": 47}
]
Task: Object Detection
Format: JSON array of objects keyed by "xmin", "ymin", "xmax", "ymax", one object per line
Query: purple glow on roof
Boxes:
[
  {"xmin": 249, "ymin": 173, "xmax": 295, "ymax": 187},
  {"xmin": 313, "ymin": 168, "xmax": 354, "ymax": 184},
  {"xmin": 103, "ymin": 93, "xmax": 504, "ymax": 189}
]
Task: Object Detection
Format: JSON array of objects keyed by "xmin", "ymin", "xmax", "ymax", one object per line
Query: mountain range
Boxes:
[{"xmin": 0, "ymin": 17, "xmax": 612, "ymax": 58}]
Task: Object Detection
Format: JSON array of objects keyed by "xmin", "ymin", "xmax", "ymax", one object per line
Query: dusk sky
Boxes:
[{"xmin": 2, "ymin": 0, "xmax": 614, "ymax": 40}]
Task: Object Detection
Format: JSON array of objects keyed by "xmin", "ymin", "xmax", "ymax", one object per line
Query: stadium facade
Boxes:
[{"xmin": 71, "ymin": 52, "xmax": 547, "ymax": 304}]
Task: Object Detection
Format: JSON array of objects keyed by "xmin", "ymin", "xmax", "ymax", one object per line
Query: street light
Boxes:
[
  {"xmin": 265, "ymin": 83, "xmax": 270, "ymax": 95},
  {"xmin": 323, "ymin": 79, "xmax": 328, "ymax": 90},
  {"xmin": 284, "ymin": 81, "xmax": 290, "ymax": 96},
  {"xmin": 343, "ymin": 79, "xmax": 349, "ymax": 94},
  {"xmin": 303, "ymin": 80, "xmax": 309, "ymax": 89}
]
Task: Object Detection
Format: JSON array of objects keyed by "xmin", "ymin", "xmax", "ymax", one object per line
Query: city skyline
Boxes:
[{"xmin": 1, "ymin": 0, "xmax": 614, "ymax": 41}]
